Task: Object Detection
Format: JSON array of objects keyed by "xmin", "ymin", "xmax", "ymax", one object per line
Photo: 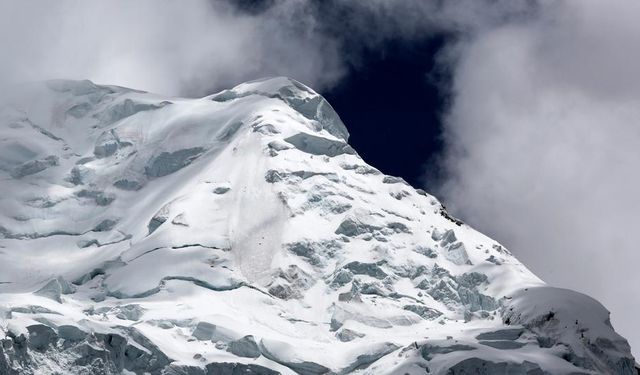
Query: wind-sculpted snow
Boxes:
[{"xmin": 0, "ymin": 77, "xmax": 635, "ymax": 374}]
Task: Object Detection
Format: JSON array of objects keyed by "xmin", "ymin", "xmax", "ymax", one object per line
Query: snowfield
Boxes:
[{"xmin": 0, "ymin": 77, "xmax": 636, "ymax": 374}]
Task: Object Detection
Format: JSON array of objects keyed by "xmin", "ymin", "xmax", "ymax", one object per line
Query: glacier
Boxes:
[{"xmin": 0, "ymin": 77, "xmax": 636, "ymax": 374}]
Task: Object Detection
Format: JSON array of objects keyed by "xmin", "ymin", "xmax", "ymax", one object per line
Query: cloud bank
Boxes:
[
  {"xmin": 0, "ymin": 0, "xmax": 532, "ymax": 96},
  {"xmin": 0, "ymin": 0, "xmax": 637, "ymax": 357},
  {"xmin": 0, "ymin": 0, "xmax": 344, "ymax": 96},
  {"xmin": 439, "ymin": 0, "xmax": 640, "ymax": 355}
]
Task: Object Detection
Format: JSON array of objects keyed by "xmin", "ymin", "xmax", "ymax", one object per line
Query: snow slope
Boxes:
[{"xmin": 0, "ymin": 77, "xmax": 636, "ymax": 374}]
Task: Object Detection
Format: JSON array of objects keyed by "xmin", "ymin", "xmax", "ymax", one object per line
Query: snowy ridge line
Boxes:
[{"xmin": 0, "ymin": 77, "xmax": 636, "ymax": 374}]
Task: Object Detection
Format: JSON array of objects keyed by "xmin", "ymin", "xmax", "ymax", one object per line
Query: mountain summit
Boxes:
[{"xmin": 0, "ymin": 77, "xmax": 635, "ymax": 374}]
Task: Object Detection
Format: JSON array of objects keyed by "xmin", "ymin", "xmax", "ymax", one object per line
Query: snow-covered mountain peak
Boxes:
[
  {"xmin": 209, "ymin": 76, "xmax": 350, "ymax": 141},
  {"xmin": 0, "ymin": 78, "xmax": 636, "ymax": 374}
]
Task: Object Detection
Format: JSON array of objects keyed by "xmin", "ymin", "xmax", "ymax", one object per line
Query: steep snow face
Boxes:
[{"xmin": 0, "ymin": 77, "xmax": 635, "ymax": 374}]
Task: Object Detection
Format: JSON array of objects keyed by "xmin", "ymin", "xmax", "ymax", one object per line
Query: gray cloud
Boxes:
[
  {"xmin": 0, "ymin": 0, "xmax": 637, "ymax": 357},
  {"xmin": 0, "ymin": 0, "xmax": 533, "ymax": 96},
  {"xmin": 0, "ymin": 0, "xmax": 344, "ymax": 96},
  {"xmin": 439, "ymin": 0, "xmax": 640, "ymax": 356}
]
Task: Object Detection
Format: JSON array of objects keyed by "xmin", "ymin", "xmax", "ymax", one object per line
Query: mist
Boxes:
[
  {"xmin": 438, "ymin": 0, "xmax": 640, "ymax": 355},
  {"xmin": 0, "ymin": 0, "xmax": 344, "ymax": 96}
]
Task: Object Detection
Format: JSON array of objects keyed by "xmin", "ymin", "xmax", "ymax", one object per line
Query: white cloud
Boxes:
[
  {"xmin": 0, "ymin": 0, "xmax": 344, "ymax": 96},
  {"xmin": 439, "ymin": 0, "xmax": 640, "ymax": 356}
]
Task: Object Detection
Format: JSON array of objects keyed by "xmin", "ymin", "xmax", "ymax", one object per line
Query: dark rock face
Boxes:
[
  {"xmin": 403, "ymin": 304, "xmax": 442, "ymax": 320},
  {"xmin": 148, "ymin": 216, "xmax": 167, "ymax": 235},
  {"xmin": 114, "ymin": 178, "xmax": 144, "ymax": 191},
  {"xmin": 94, "ymin": 130, "xmax": 133, "ymax": 158},
  {"xmin": 11, "ymin": 155, "xmax": 59, "ymax": 178},
  {"xmin": 0, "ymin": 325, "xmax": 177, "ymax": 375},
  {"xmin": 343, "ymin": 261, "xmax": 388, "ymax": 280},
  {"xmin": 97, "ymin": 98, "xmax": 170, "ymax": 125},
  {"xmin": 446, "ymin": 358, "xmax": 545, "ymax": 375},
  {"xmin": 58, "ymin": 325, "xmax": 86, "ymax": 342},
  {"xmin": 213, "ymin": 186, "xmax": 230, "ymax": 194},
  {"xmin": 227, "ymin": 335, "xmax": 260, "ymax": 358},
  {"xmin": 26, "ymin": 325, "xmax": 57, "ymax": 351},
  {"xmin": 192, "ymin": 322, "xmax": 218, "ymax": 341},
  {"xmin": 284, "ymin": 133, "xmax": 355, "ymax": 157},
  {"xmin": 267, "ymin": 284, "xmax": 300, "ymax": 300},
  {"xmin": 144, "ymin": 147, "xmax": 205, "ymax": 178},
  {"xmin": 335, "ymin": 218, "xmax": 381, "ymax": 237},
  {"xmin": 340, "ymin": 343, "xmax": 399, "ymax": 373},
  {"xmin": 419, "ymin": 343, "xmax": 476, "ymax": 361},
  {"xmin": 478, "ymin": 340, "xmax": 526, "ymax": 350},
  {"xmin": 264, "ymin": 169, "xmax": 340, "ymax": 184},
  {"xmin": 286, "ymin": 240, "xmax": 341, "ymax": 266},
  {"xmin": 415, "ymin": 268, "xmax": 498, "ymax": 314},
  {"xmin": 34, "ymin": 277, "xmax": 76, "ymax": 302},
  {"xmin": 94, "ymin": 219, "xmax": 118, "ymax": 232},
  {"xmin": 204, "ymin": 362, "xmax": 280, "ymax": 375},
  {"xmin": 76, "ymin": 189, "xmax": 115, "ymax": 206},
  {"xmin": 476, "ymin": 328, "xmax": 524, "ymax": 341},
  {"xmin": 335, "ymin": 328, "xmax": 364, "ymax": 342}
]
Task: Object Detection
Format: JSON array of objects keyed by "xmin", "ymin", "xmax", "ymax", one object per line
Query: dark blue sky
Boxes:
[
  {"xmin": 229, "ymin": 0, "xmax": 451, "ymax": 190},
  {"xmin": 322, "ymin": 37, "xmax": 450, "ymax": 189}
]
